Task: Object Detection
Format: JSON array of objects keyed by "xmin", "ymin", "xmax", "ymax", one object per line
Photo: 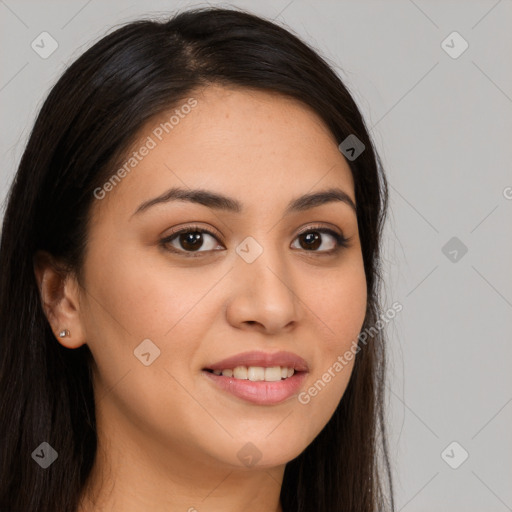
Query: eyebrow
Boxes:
[{"xmin": 131, "ymin": 186, "xmax": 357, "ymax": 218}]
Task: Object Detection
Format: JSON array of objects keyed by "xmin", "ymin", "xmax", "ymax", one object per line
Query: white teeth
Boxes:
[
  {"xmin": 264, "ymin": 366, "xmax": 283, "ymax": 382},
  {"xmin": 233, "ymin": 366, "xmax": 248, "ymax": 379},
  {"xmin": 247, "ymin": 366, "xmax": 265, "ymax": 381},
  {"xmin": 214, "ymin": 365, "xmax": 296, "ymax": 381}
]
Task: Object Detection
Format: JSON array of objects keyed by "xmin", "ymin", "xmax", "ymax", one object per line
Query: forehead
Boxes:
[{"xmin": 92, "ymin": 85, "xmax": 355, "ymax": 219}]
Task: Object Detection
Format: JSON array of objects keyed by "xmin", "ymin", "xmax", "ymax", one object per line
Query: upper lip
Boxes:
[{"xmin": 204, "ymin": 350, "xmax": 309, "ymax": 372}]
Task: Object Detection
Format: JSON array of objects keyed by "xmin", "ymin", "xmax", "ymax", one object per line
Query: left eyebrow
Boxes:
[
  {"xmin": 131, "ymin": 186, "xmax": 357, "ymax": 218},
  {"xmin": 284, "ymin": 188, "xmax": 357, "ymax": 216}
]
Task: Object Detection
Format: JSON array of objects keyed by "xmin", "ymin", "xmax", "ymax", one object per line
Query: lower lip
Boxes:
[{"xmin": 202, "ymin": 370, "xmax": 307, "ymax": 405}]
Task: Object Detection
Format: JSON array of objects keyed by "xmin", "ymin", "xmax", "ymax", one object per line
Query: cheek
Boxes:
[
  {"xmin": 84, "ymin": 246, "xmax": 216, "ymax": 338},
  {"xmin": 313, "ymin": 259, "xmax": 367, "ymax": 351},
  {"xmin": 80, "ymin": 249, "xmax": 227, "ymax": 441},
  {"xmin": 296, "ymin": 260, "xmax": 366, "ymax": 430},
  {"xmin": 81, "ymin": 245, "xmax": 235, "ymax": 394}
]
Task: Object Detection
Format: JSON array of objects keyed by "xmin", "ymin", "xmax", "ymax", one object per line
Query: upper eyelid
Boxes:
[
  {"xmin": 163, "ymin": 224, "xmax": 221, "ymax": 242},
  {"xmin": 164, "ymin": 223, "xmax": 344, "ymax": 240}
]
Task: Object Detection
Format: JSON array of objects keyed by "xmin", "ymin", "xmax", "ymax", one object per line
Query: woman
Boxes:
[{"xmin": 0, "ymin": 6, "xmax": 394, "ymax": 512}]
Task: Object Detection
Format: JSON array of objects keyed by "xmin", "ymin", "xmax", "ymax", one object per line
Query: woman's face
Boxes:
[{"xmin": 77, "ymin": 85, "xmax": 367, "ymax": 471}]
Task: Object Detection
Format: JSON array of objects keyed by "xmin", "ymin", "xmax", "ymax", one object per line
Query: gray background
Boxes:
[{"xmin": 1, "ymin": 1, "xmax": 511, "ymax": 510}]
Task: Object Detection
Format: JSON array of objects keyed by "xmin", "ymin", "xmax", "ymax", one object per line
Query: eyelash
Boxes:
[{"xmin": 159, "ymin": 223, "xmax": 351, "ymax": 258}]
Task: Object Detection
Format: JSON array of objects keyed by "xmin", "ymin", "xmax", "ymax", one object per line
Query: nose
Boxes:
[{"xmin": 225, "ymin": 242, "xmax": 300, "ymax": 334}]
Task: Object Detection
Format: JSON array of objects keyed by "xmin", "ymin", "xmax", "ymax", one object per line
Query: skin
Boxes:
[{"xmin": 34, "ymin": 85, "xmax": 367, "ymax": 512}]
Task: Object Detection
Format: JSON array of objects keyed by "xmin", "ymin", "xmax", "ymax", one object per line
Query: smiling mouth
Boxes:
[
  {"xmin": 203, "ymin": 365, "xmax": 304, "ymax": 382},
  {"xmin": 202, "ymin": 366, "xmax": 308, "ymax": 405}
]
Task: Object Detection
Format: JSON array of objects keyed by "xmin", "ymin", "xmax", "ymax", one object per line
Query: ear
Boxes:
[{"xmin": 33, "ymin": 250, "xmax": 86, "ymax": 349}]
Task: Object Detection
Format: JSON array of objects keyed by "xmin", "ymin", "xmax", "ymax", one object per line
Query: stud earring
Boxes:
[{"xmin": 59, "ymin": 329, "xmax": 70, "ymax": 338}]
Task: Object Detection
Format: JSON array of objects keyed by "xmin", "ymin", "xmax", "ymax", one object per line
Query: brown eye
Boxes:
[
  {"xmin": 292, "ymin": 227, "xmax": 349, "ymax": 253},
  {"xmin": 178, "ymin": 231, "xmax": 205, "ymax": 251},
  {"xmin": 160, "ymin": 224, "xmax": 350, "ymax": 258},
  {"xmin": 160, "ymin": 226, "xmax": 223, "ymax": 256},
  {"xmin": 298, "ymin": 231, "xmax": 322, "ymax": 250}
]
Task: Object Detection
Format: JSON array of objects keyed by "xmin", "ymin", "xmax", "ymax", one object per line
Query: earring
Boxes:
[{"xmin": 59, "ymin": 329, "xmax": 70, "ymax": 338}]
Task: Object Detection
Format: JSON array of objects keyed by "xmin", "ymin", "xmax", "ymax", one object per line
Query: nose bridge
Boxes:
[
  {"xmin": 228, "ymin": 232, "xmax": 299, "ymax": 330},
  {"xmin": 241, "ymin": 234, "xmax": 295, "ymax": 296}
]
